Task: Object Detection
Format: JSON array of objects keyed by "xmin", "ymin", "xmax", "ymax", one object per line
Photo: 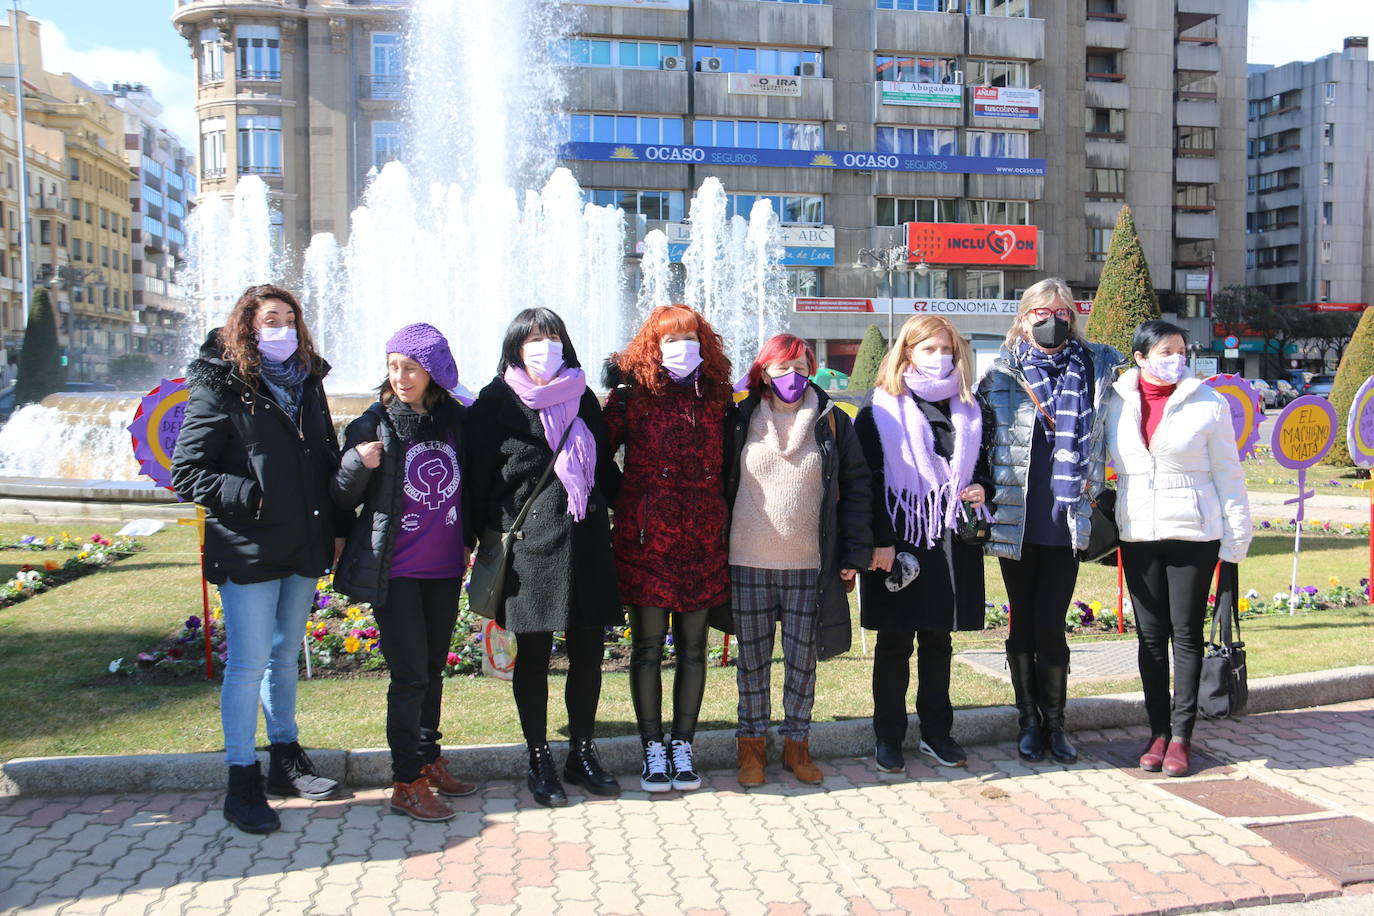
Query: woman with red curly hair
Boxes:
[{"xmin": 603, "ymin": 304, "xmax": 732, "ymax": 793}]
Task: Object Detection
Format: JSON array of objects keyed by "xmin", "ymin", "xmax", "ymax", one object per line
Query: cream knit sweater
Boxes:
[{"xmin": 728, "ymin": 391, "xmax": 823, "ymax": 570}]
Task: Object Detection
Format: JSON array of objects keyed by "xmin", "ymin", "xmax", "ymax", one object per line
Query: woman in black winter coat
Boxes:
[
  {"xmin": 855, "ymin": 314, "xmax": 994, "ymax": 775},
  {"xmin": 171, "ymin": 284, "xmax": 341, "ymax": 836},
  {"xmin": 465, "ymin": 308, "xmax": 622, "ymax": 808},
  {"xmin": 332, "ymin": 323, "xmax": 477, "ymax": 824}
]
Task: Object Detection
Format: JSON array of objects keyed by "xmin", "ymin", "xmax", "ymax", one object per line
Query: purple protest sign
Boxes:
[
  {"xmin": 1202, "ymin": 373, "xmax": 1261, "ymax": 459},
  {"xmin": 1271, "ymin": 395, "xmax": 1337, "ymax": 471},
  {"xmin": 126, "ymin": 378, "xmax": 189, "ymax": 495},
  {"xmin": 1346, "ymin": 376, "xmax": 1374, "ymax": 469}
]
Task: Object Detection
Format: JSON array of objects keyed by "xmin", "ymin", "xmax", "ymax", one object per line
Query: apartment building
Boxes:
[{"xmin": 563, "ymin": 0, "xmax": 1247, "ymax": 372}]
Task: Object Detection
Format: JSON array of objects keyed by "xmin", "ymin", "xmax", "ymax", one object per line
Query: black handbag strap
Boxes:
[
  {"xmin": 509, "ymin": 421, "xmax": 576, "ymax": 537},
  {"xmin": 1210, "ymin": 561, "xmax": 1242, "ymax": 645}
]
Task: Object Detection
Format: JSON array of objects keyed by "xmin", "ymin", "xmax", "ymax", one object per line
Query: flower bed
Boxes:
[{"xmin": 0, "ymin": 533, "xmax": 139, "ymax": 611}]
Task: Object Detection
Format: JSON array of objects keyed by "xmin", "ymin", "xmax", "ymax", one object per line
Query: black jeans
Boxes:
[
  {"xmin": 627, "ymin": 606, "xmax": 710, "ymax": 743},
  {"xmin": 999, "ymin": 543, "xmax": 1079, "ymax": 666},
  {"xmin": 512, "ymin": 627, "xmax": 604, "ymax": 746},
  {"xmin": 1120, "ymin": 539, "xmax": 1221, "ymax": 742},
  {"xmin": 376, "ymin": 577, "xmax": 461, "ymax": 783},
  {"xmin": 872, "ymin": 629, "xmax": 953, "ymax": 743}
]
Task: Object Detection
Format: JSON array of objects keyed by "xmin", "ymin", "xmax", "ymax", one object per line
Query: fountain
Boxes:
[{"xmin": 0, "ymin": 0, "xmax": 790, "ymax": 511}]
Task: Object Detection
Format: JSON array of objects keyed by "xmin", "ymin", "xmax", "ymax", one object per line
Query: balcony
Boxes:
[
  {"xmin": 968, "ymin": 14, "xmax": 1045, "ymax": 60},
  {"xmin": 694, "ymin": 0, "xmax": 832, "ymax": 48},
  {"xmin": 358, "ymin": 74, "xmax": 403, "ymax": 101},
  {"xmin": 235, "ymin": 69, "xmax": 281, "ymax": 82},
  {"xmin": 1175, "ymin": 99, "xmax": 1218, "ymax": 128},
  {"xmin": 693, "ymin": 71, "xmax": 833, "ymax": 121},
  {"xmin": 1177, "ymin": 0, "xmax": 1221, "ymax": 30},
  {"xmin": 1086, "ymin": 19, "xmax": 1130, "ymax": 51},
  {"xmin": 579, "ymin": 0, "xmax": 688, "ymax": 41},
  {"xmin": 238, "ymin": 165, "xmax": 282, "ymax": 177},
  {"xmin": 1175, "ymin": 156, "xmax": 1219, "ymax": 184},
  {"xmin": 1176, "ymin": 41, "xmax": 1221, "ymax": 72},
  {"xmin": 566, "ymin": 68, "xmax": 688, "ymax": 115},
  {"xmin": 873, "ymin": 10, "xmax": 963, "ymax": 58},
  {"xmin": 1086, "ymin": 80, "xmax": 1130, "ymax": 109},
  {"xmin": 203, "ymin": 166, "xmax": 227, "ymax": 181},
  {"xmin": 1175, "ymin": 211, "xmax": 1219, "ymax": 240}
]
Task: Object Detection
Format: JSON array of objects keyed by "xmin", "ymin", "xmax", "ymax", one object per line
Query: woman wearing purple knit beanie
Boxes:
[{"xmin": 331, "ymin": 322, "xmax": 477, "ymax": 822}]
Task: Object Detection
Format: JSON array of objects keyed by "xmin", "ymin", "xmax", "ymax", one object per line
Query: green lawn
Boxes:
[{"xmin": 0, "ymin": 522, "xmax": 1370, "ymax": 761}]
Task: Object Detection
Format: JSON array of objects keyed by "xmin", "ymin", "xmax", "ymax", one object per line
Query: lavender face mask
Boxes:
[
  {"xmin": 1143, "ymin": 354, "xmax": 1187, "ymax": 384},
  {"xmin": 769, "ymin": 371, "xmax": 808, "ymax": 404}
]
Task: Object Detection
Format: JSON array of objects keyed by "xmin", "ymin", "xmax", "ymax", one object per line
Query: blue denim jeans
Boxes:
[{"xmin": 219, "ymin": 574, "xmax": 317, "ymax": 766}]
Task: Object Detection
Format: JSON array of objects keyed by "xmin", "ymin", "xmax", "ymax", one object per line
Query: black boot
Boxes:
[
  {"xmin": 563, "ymin": 738, "xmax": 621, "ymax": 797},
  {"xmin": 1036, "ymin": 660, "xmax": 1078, "ymax": 765},
  {"xmin": 224, "ymin": 762, "xmax": 280, "ymax": 834},
  {"xmin": 527, "ymin": 743, "xmax": 568, "ymax": 808},
  {"xmin": 267, "ymin": 741, "xmax": 339, "ymax": 800},
  {"xmin": 1006, "ymin": 644, "xmax": 1044, "ymax": 763}
]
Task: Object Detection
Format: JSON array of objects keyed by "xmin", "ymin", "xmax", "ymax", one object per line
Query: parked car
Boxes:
[
  {"xmin": 1305, "ymin": 374, "xmax": 1336, "ymax": 398},
  {"xmin": 1250, "ymin": 379, "xmax": 1277, "ymax": 412},
  {"xmin": 1273, "ymin": 379, "xmax": 1299, "ymax": 406}
]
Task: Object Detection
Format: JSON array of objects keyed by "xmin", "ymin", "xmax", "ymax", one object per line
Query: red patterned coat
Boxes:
[{"xmin": 603, "ymin": 374, "xmax": 731, "ymax": 613}]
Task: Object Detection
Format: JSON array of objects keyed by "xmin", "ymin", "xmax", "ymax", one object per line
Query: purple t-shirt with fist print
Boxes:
[{"xmin": 390, "ymin": 433, "xmax": 464, "ymax": 579}]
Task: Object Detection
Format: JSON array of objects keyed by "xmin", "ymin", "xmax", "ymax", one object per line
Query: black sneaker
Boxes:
[
  {"xmin": 874, "ymin": 739, "xmax": 905, "ymax": 773},
  {"xmin": 266, "ymin": 742, "xmax": 339, "ymax": 800},
  {"xmin": 639, "ymin": 739, "xmax": 672, "ymax": 793},
  {"xmin": 918, "ymin": 735, "xmax": 967, "ymax": 768},
  {"xmin": 669, "ymin": 738, "xmax": 701, "ymax": 791}
]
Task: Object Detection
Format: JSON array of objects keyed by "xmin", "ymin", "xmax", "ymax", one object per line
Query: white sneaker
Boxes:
[
  {"xmin": 639, "ymin": 739, "xmax": 672, "ymax": 793},
  {"xmin": 670, "ymin": 738, "xmax": 701, "ymax": 791}
]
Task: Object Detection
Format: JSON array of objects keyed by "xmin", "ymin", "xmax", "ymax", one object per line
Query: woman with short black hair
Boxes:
[{"xmin": 466, "ymin": 308, "xmax": 622, "ymax": 807}]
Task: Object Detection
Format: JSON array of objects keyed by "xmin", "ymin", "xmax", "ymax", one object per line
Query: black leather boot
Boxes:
[
  {"xmin": 1036, "ymin": 660, "xmax": 1078, "ymax": 764},
  {"xmin": 267, "ymin": 741, "xmax": 338, "ymax": 800},
  {"xmin": 1006, "ymin": 644, "xmax": 1044, "ymax": 763},
  {"xmin": 224, "ymin": 762, "xmax": 280, "ymax": 834},
  {"xmin": 526, "ymin": 743, "xmax": 568, "ymax": 808},
  {"xmin": 563, "ymin": 738, "xmax": 621, "ymax": 797}
]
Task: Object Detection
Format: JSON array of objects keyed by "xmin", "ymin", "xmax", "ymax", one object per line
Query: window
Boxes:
[
  {"xmin": 1178, "ymin": 72, "xmax": 1218, "ymax": 98},
  {"xmin": 877, "ymin": 197, "xmax": 956, "ymax": 226},
  {"xmin": 1324, "ymin": 82, "xmax": 1337, "ymax": 105},
  {"xmin": 372, "ymin": 121, "xmax": 403, "ymax": 168},
  {"xmin": 694, "ymin": 119, "xmax": 818, "ymax": 150},
  {"xmin": 965, "ymin": 270, "xmax": 1004, "ymax": 298},
  {"xmin": 967, "ymin": 0, "xmax": 1030, "ymax": 16},
  {"xmin": 100, "ymin": 208, "xmax": 108, "ymax": 230},
  {"xmin": 269, "ymin": 208, "xmax": 284, "ymax": 253},
  {"xmin": 966, "ymin": 129, "xmax": 1029, "ymax": 158},
  {"xmin": 876, "ymin": 126, "xmax": 957, "ymax": 156},
  {"xmin": 1323, "ymin": 162, "xmax": 1334, "ymax": 185},
  {"xmin": 585, "ymin": 188, "xmax": 686, "ymax": 222},
  {"xmin": 1320, "ymin": 279, "xmax": 1332, "ymax": 301},
  {"xmin": 236, "ymin": 25, "xmax": 281, "ymax": 81},
  {"xmin": 1323, "ymin": 123, "xmax": 1335, "ymax": 146},
  {"xmin": 1176, "ymin": 126, "xmax": 1216, "ymax": 155},
  {"xmin": 199, "ymin": 28, "xmax": 223, "ymax": 84},
  {"xmin": 1086, "ymin": 0, "xmax": 1119, "ymax": 17},
  {"xmin": 879, "ymin": 269, "xmax": 949, "ymax": 299},
  {"xmin": 1086, "ymin": 107, "xmax": 1125, "ymax": 139},
  {"xmin": 200, "ymin": 117, "xmax": 226, "ymax": 180},
  {"xmin": 101, "ymin": 246, "xmax": 109, "ymax": 268},
  {"xmin": 693, "ymin": 45, "xmax": 823, "ymax": 77},
  {"xmin": 1086, "ymin": 53, "xmax": 1121, "ymax": 80},
  {"xmin": 560, "ymin": 38, "xmax": 681, "ymax": 69},
  {"xmin": 570, "ymin": 114, "xmax": 684, "ymax": 145},
  {"xmin": 965, "ymin": 199, "xmax": 1029, "ymax": 224},
  {"xmin": 57, "ymin": 224, "xmax": 65, "ymax": 247},
  {"xmin": 1175, "ymin": 184, "xmax": 1214, "ymax": 209},
  {"xmin": 85, "ymin": 203, "xmax": 93, "ymax": 223},
  {"xmin": 369, "ymin": 32, "xmax": 403, "ymax": 98},
  {"xmin": 1088, "ymin": 228, "xmax": 1114, "ymax": 260},
  {"xmin": 237, "ymin": 115, "xmax": 282, "ymax": 176},
  {"xmin": 38, "ymin": 219, "xmax": 49, "ymax": 245},
  {"xmin": 727, "ymin": 194, "xmax": 823, "ymax": 224},
  {"xmin": 966, "ymin": 59, "xmax": 1028, "ymax": 88},
  {"xmin": 876, "ymin": 0, "xmax": 942, "ymax": 10},
  {"xmin": 874, "ymin": 55, "xmax": 957, "ymax": 84},
  {"xmin": 785, "ymin": 269, "xmax": 821, "ymax": 298},
  {"xmin": 1323, "ymin": 202, "xmax": 1333, "ymax": 225}
]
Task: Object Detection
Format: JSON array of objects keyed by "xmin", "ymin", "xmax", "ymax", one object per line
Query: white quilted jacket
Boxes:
[{"xmin": 1104, "ymin": 369, "xmax": 1252, "ymax": 562}]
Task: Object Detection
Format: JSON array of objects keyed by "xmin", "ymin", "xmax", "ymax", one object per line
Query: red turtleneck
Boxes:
[{"xmin": 1139, "ymin": 376, "xmax": 1175, "ymax": 446}]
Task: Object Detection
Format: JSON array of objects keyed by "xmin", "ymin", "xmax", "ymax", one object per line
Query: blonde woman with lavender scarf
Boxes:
[{"xmin": 855, "ymin": 314, "xmax": 994, "ymax": 774}]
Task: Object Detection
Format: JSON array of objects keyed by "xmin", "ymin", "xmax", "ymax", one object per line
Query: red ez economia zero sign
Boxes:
[{"xmin": 906, "ymin": 223, "xmax": 1039, "ymax": 266}]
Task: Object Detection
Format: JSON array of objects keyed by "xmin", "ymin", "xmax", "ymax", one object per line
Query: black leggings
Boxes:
[
  {"xmin": 627, "ymin": 606, "xmax": 711, "ymax": 743},
  {"xmin": 872, "ymin": 629, "xmax": 953, "ymax": 743},
  {"xmin": 376, "ymin": 577, "xmax": 461, "ymax": 783},
  {"xmin": 1120, "ymin": 539, "xmax": 1220, "ymax": 742},
  {"xmin": 999, "ymin": 543, "xmax": 1079, "ymax": 665},
  {"xmin": 512, "ymin": 627, "xmax": 604, "ymax": 746}
]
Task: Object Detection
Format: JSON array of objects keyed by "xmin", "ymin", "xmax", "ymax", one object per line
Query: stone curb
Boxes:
[{"xmin": 3, "ymin": 665, "xmax": 1371, "ymax": 797}]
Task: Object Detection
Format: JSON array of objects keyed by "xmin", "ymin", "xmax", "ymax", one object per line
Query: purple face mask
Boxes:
[
  {"xmin": 256, "ymin": 326, "xmax": 298, "ymax": 363},
  {"xmin": 1143, "ymin": 353, "xmax": 1187, "ymax": 385},
  {"xmin": 769, "ymin": 370, "xmax": 808, "ymax": 404}
]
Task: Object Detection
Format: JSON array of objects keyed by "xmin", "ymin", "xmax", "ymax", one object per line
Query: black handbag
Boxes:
[
  {"xmin": 1075, "ymin": 487, "xmax": 1120, "ymax": 564},
  {"xmin": 466, "ymin": 423, "xmax": 573, "ymax": 620},
  {"xmin": 954, "ymin": 500, "xmax": 991, "ymax": 546},
  {"xmin": 1199, "ymin": 561, "xmax": 1247, "ymax": 719}
]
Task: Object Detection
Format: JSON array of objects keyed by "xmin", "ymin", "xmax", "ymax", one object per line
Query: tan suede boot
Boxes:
[
  {"xmin": 390, "ymin": 777, "xmax": 455, "ymax": 822},
  {"xmin": 737, "ymin": 736, "xmax": 766, "ymax": 787},
  {"xmin": 783, "ymin": 738, "xmax": 824, "ymax": 785}
]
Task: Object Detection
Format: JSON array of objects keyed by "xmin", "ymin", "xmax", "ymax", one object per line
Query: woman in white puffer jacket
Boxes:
[{"xmin": 1104, "ymin": 320, "xmax": 1251, "ymax": 779}]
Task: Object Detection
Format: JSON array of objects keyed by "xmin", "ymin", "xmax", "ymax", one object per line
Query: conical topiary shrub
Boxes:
[
  {"xmin": 848, "ymin": 323, "xmax": 887, "ymax": 389},
  {"xmin": 1326, "ymin": 305, "xmax": 1374, "ymax": 466},
  {"xmin": 1084, "ymin": 205, "xmax": 1160, "ymax": 357},
  {"xmin": 14, "ymin": 288, "xmax": 64, "ymax": 407}
]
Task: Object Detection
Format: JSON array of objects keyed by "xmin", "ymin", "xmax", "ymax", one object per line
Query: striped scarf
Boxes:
[{"xmin": 1017, "ymin": 339, "xmax": 1093, "ymax": 521}]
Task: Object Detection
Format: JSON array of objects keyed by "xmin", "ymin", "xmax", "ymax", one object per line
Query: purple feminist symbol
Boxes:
[{"xmin": 403, "ymin": 441, "xmax": 460, "ymax": 510}]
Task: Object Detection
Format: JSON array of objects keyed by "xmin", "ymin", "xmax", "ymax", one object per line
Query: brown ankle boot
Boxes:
[
  {"xmin": 783, "ymin": 738, "xmax": 824, "ymax": 785},
  {"xmin": 737, "ymin": 736, "xmax": 766, "ymax": 787},
  {"xmin": 421, "ymin": 757, "xmax": 478, "ymax": 797},
  {"xmin": 390, "ymin": 777, "xmax": 455, "ymax": 822}
]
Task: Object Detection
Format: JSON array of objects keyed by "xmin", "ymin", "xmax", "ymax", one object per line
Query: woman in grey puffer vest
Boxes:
[{"xmin": 977, "ymin": 279, "xmax": 1123, "ymax": 767}]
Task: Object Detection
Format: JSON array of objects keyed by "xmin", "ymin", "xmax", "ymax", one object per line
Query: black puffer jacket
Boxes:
[
  {"xmin": 330, "ymin": 398, "xmax": 473, "ymax": 610},
  {"xmin": 723, "ymin": 384, "xmax": 874, "ymax": 660},
  {"xmin": 170, "ymin": 330, "xmax": 341, "ymax": 585}
]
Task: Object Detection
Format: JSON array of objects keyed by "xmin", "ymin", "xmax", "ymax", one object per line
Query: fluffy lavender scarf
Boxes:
[
  {"xmin": 502, "ymin": 366, "xmax": 596, "ymax": 521},
  {"xmin": 871, "ymin": 375, "xmax": 982, "ymax": 548}
]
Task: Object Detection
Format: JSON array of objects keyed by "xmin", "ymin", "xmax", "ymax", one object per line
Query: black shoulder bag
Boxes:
[{"xmin": 1199, "ymin": 561, "xmax": 1248, "ymax": 719}]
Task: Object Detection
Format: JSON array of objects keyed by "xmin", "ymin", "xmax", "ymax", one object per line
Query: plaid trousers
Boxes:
[{"xmin": 731, "ymin": 565, "xmax": 821, "ymax": 740}]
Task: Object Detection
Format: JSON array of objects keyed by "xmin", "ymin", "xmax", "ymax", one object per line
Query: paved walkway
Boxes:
[{"xmin": 2, "ymin": 700, "xmax": 1373, "ymax": 916}]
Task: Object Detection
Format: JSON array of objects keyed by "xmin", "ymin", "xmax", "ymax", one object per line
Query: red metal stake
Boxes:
[
  {"xmin": 722, "ymin": 633, "xmax": 730, "ymax": 667},
  {"xmin": 1368, "ymin": 484, "xmax": 1373, "ymax": 605},
  {"xmin": 1116, "ymin": 548, "xmax": 1125, "ymax": 634},
  {"xmin": 201, "ymin": 547, "xmax": 213, "ymax": 679}
]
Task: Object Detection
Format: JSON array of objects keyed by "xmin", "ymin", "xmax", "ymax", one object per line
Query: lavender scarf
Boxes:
[
  {"xmin": 502, "ymin": 365, "xmax": 596, "ymax": 521},
  {"xmin": 871, "ymin": 373, "xmax": 982, "ymax": 549}
]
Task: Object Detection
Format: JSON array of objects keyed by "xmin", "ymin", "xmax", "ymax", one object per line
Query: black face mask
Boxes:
[{"xmin": 1031, "ymin": 317, "xmax": 1071, "ymax": 349}]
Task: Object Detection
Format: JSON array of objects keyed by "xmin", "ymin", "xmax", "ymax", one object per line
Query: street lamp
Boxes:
[{"xmin": 854, "ymin": 242, "xmax": 929, "ymax": 340}]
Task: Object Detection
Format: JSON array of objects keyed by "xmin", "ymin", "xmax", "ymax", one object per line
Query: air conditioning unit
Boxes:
[
  {"xmin": 661, "ymin": 55, "xmax": 685, "ymax": 71},
  {"xmin": 697, "ymin": 57, "xmax": 723, "ymax": 73},
  {"xmin": 952, "ymin": 69, "xmax": 964, "ymax": 85},
  {"xmin": 798, "ymin": 61, "xmax": 820, "ymax": 78},
  {"xmin": 946, "ymin": 0, "xmax": 960, "ymax": 11}
]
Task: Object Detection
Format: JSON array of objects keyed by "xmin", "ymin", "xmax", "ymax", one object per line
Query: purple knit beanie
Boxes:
[{"xmin": 385, "ymin": 323, "xmax": 459, "ymax": 392}]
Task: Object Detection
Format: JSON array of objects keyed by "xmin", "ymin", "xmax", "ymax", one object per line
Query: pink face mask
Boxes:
[
  {"xmin": 769, "ymin": 371, "xmax": 808, "ymax": 404},
  {"xmin": 661, "ymin": 339, "xmax": 703, "ymax": 380}
]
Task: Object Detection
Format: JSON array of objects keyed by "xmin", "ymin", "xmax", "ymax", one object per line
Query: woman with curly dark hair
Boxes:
[
  {"xmin": 172, "ymin": 284, "xmax": 342, "ymax": 835},
  {"xmin": 603, "ymin": 304, "xmax": 733, "ymax": 793}
]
